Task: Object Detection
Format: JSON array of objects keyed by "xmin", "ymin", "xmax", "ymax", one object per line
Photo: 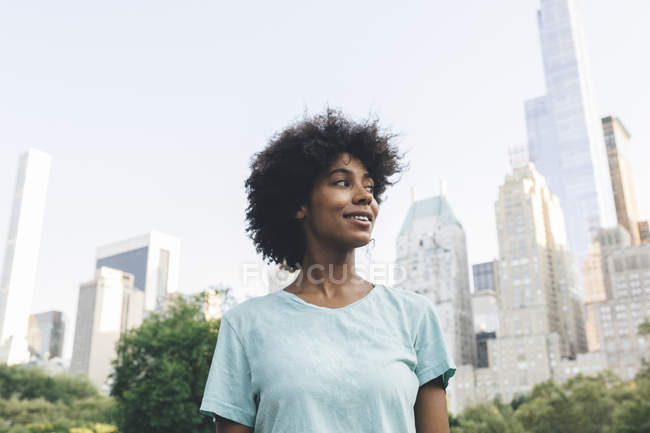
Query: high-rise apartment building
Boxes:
[
  {"xmin": 0, "ymin": 149, "xmax": 52, "ymax": 365},
  {"xmin": 26, "ymin": 310, "xmax": 64, "ymax": 360},
  {"xmin": 525, "ymin": 0, "xmax": 616, "ymax": 261},
  {"xmin": 582, "ymin": 226, "xmax": 632, "ymax": 304},
  {"xmin": 496, "ymin": 163, "xmax": 586, "ymax": 356},
  {"xmin": 585, "ymin": 244, "xmax": 650, "ymax": 379},
  {"xmin": 70, "ymin": 267, "xmax": 144, "ymax": 392},
  {"xmin": 602, "ymin": 116, "xmax": 641, "ymax": 244},
  {"xmin": 95, "ymin": 231, "xmax": 180, "ymax": 312},
  {"xmin": 396, "ymin": 195, "xmax": 476, "ymax": 366}
]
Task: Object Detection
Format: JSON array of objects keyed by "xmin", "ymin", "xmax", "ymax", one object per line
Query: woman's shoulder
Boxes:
[
  {"xmin": 376, "ymin": 284, "xmax": 435, "ymax": 317},
  {"xmin": 220, "ymin": 290, "xmax": 281, "ymax": 329}
]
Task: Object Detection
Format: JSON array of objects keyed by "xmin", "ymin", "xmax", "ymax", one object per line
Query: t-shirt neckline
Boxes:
[{"xmin": 279, "ymin": 283, "xmax": 380, "ymax": 311}]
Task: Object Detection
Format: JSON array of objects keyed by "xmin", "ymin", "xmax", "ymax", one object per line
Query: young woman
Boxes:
[{"xmin": 200, "ymin": 109, "xmax": 456, "ymax": 433}]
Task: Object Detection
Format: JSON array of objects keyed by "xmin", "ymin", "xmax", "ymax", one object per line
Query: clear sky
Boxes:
[{"xmin": 1, "ymin": 0, "xmax": 649, "ymax": 360}]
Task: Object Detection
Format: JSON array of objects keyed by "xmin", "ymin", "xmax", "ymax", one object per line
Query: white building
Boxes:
[
  {"xmin": 524, "ymin": 0, "xmax": 616, "ymax": 262},
  {"xmin": 0, "ymin": 149, "xmax": 51, "ymax": 365},
  {"xmin": 395, "ymin": 193, "xmax": 476, "ymax": 414},
  {"xmin": 453, "ymin": 164, "xmax": 597, "ymax": 414},
  {"xmin": 70, "ymin": 267, "xmax": 144, "ymax": 392},
  {"xmin": 95, "ymin": 231, "xmax": 180, "ymax": 312}
]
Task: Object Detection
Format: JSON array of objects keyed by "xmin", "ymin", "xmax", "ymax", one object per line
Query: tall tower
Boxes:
[
  {"xmin": 95, "ymin": 231, "xmax": 181, "ymax": 312},
  {"xmin": 395, "ymin": 195, "xmax": 475, "ymax": 367},
  {"xmin": 602, "ymin": 116, "xmax": 641, "ymax": 244},
  {"xmin": 70, "ymin": 267, "xmax": 144, "ymax": 392},
  {"xmin": 0, "ymin": 149, "xmax": 51, "ymax": 365},
  {"xmin": 496, "ymin": 163, "xmax": 586, "ymax": 357},
  {"xmin": 525, "ymin": 0, "xmax": 616, "ymax": 261}
]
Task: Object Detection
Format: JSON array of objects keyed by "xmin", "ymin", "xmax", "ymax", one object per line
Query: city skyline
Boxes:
[{"xmin": 1, "ymin": 1, "xmax": 649, "ymax": 363}]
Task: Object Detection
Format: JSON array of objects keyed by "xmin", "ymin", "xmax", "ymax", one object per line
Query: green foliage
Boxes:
[
  {"xmin": 0, "ymin": 366, "xmax": 117, "ymax": 433},
  {"xmin": 0, "ymin": 365, "xmax": 98, "ymax": 405},
  {"xmin": 454, "ymin": 402, "xmax": 526, "ymax": 433},
  {"xmin": 452, "ymin": 371, "xmax": 650, "ymax": 433},
  {"xmin": 109, "ymin": 291, "xmax": 221, "ymax": 433}
]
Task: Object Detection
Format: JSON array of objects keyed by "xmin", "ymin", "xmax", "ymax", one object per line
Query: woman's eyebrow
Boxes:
[{"xmin": 328, "ymin": 168, "xmax": 373, "ymax": 179}]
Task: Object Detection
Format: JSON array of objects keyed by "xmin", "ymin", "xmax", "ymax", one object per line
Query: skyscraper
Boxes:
[
  {"xmin": 395, "ymin": 195, "xmax": 475, "ymax": 367},
  {"xmin": 525, "ymin": 0, "xmax": 616, "ymax": 261},
  {"xmin": 602, "ymin": 116, "xmax": 641, "ymax": 244},
  {"xmin": 495, "ymin": 163, "xmax": 586, "ymax": 358},
  {"xmin": 0, "ymin": 149, "xmax": 51, "ymax": 365},
  {"xmin": 95, "ymin": 231, "xmax": 180, "ymax": 312},
  {"xmin": 70, "ymin": 267, "xmax": 144, "ymax": 392},
  {"xmin": 26, "ymin": 310, "xmax": 65, "ymax": 360}
]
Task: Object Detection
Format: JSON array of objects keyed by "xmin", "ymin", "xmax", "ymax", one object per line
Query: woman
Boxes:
[{"xmin": 200, "ymin": 109, "xmax": 456, "ymax": 433}]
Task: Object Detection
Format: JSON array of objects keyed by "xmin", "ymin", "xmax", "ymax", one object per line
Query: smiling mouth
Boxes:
[
  {"xmin": 344, "ymin": 215, "xmax": 371, "ymax": 222},
  {"xmin": 344, "ymin": 215, "xmax": 372, "ymax": 226}
]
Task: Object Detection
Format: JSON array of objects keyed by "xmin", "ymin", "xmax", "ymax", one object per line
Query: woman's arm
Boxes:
[
  {"xmin": 214, "ymin": 416, "xmax": 254, "ymax": 433},
  {"xmin": 414, "ymin": 378, "xmax": 450, "ymax": 433}
]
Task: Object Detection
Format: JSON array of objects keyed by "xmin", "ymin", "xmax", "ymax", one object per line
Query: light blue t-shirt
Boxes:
[{"xmin": 200, "ymin": 283, "xmax": 456, "ymax": 433}]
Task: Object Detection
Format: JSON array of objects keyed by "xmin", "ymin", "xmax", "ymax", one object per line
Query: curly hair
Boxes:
[{"xmin": 244, "ymin": 109, "xmax": 407, "ymax": 272}]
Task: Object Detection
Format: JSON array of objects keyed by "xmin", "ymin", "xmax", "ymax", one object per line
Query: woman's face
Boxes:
[{"xmin": 296, "ymin": 152, "xmax": 379, "ymax": 251}]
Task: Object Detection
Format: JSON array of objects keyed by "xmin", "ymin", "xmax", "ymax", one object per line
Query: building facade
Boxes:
[
  {"xmin": 70, "ymin": 267, "xmax": 144, "ymax": 392},
  {"xmin": 585, "ymin": 244, "xmax": 650, "ymax": 379},
  {"xmin": 524, "ymin": 0, "xmax": 616, "ymax": 262},
  {"xmin": 0, "ymin": 149, "xmax": 52, "ymax": 365},
  {"xmin": 472, "ymin": 261, "xmax": 499, "ymax": 293},
  {"xmin": 95, "ymin": 231, "xmax": 180, "ymax": 312},
  {"xmin": 602, "ymin": 116, "xmax": 641, "ymax": 244},
  {"xmin": 495, "ymin": 163, "xmax": 586, "ymax": 357},
  {"xmin": 26, "ymin": 310, "xmax": 64, "ymax": 360},
  {"xmin": 396, "ymin": 195, "xmax": 476, "ymax": 367}
]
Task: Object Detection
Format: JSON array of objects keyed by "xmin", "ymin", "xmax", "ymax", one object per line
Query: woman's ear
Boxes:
[{"xmin": 295, "ymin": 204, "xmax": 307, "ymax": 220}]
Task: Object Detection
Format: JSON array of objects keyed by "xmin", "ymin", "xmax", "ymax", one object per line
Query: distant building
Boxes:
[
  {"xmin": 495, "ymin": 163, "xmax": 586, "ymax": 358},
  {"xmin": 396, "ymin": 193, "xmax": 476, "ymax": 414},
  {"xmin": 475, "ymin": 331, "xmax": 496, "ymax": 369},
  {"xmin": 524, "ymin": 0, "xmax": 616, "ymax": 262},
  {"xmin": 396, "ymin": 194, "xmax": 476, "ymax": 367},
  {"xmin": 70, "ymin": 267, "xmax": 144, "ymax": 393},
  {"xmin": 454, "ymin": 163, "xmax": 593, "ymax": 412},
  {"xmin": 639, "ymin": 221, "xmax": 650, "ymax": 244},
  {"xmin": 95, "ymin": 231, "xmax": 180, "ymax": 312},
  {"xmin": 26, "ymin": 311, "xmax": 64, "ymax": 360},
  {"xmin": 0, "ymin": 149, "xmax": 52, "ymax": 365},
  {"xmin": 602, "ymin": 116, "xmax": 642, "ymax": 245},
  {"xmin": 472, "ymin": 290, "xmax": 498, "ymax": 335},
  {"xmin": 582, "ymin": 226, "xmax": 632, "ymax": 305},
  {"xmin": 472, "ymin": 261, "xmax": 499, "ymax": 293},
  {"xmin": 584, "ymin": 243, "xmax": 650, "ymax": 379}
]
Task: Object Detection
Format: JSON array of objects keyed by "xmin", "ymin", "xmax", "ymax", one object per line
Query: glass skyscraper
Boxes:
[
  {"xmin": 0, "ymin": 149, "xmax": 51, "ymax": 365},
  {"xmin": 525, "ymin": 0, "xmax": 616, "ymax": 261}
]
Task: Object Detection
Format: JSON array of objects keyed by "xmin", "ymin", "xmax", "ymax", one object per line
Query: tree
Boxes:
[
  {"xmin": 612, "ymin": 377, "xmax": 650, "ymax": 433},
  {"xmin": 110, "ymin": 290, "xmax": 222, "ymax": 433},
  {"xmin": 563, "ymin": 374, "xmax": 616, "ymax": 433},
  {"xmin": 0, "ymin": 365, "xmax": 98, "ymax": 404},
  {"xmin": 454, "ymin": 402, "xmax": 526, "ymax": 433},
  {"xmin": 516, "ymin": 380, "xmax": 581, "ymax": 433}
]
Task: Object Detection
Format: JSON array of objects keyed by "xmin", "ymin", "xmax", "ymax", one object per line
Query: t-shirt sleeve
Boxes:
[
  {"xmin": 413, "ymin": 299, "xmax": 456, "ymax": 389},
  {"xmin": 199, "ymin": 316, "xmax": 257, "ymax": 427}
]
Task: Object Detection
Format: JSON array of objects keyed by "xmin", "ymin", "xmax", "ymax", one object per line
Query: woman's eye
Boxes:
[
  {"xmin": 334, "ymin": 179, "xmax": 348, "ymax": 186},
  {"xmin": 366, "ymin": 185, "xmax": 374, "ymax": 193}
]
